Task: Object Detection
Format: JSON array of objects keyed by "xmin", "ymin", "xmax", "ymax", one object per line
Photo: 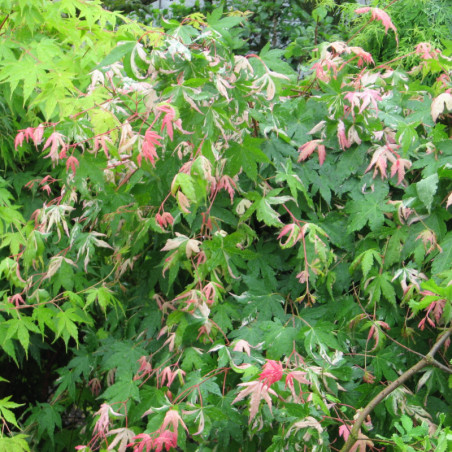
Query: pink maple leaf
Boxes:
[
  {"xmin": 367, "ymin": 321, "xmax": 390, "ymax": 351},
  {"xmin": 66, "ymin": 156, "xmax": 80, "ymax": 175},
  {"xmin": 339, "ymin": 424, "xmax": 351, "ymax": 441},
  {"xmin": 93, "ymin": 135, "xmax": 111, "ymax": 158},
  {"xmin": 390, "ymin": 158, "xmax": 412, "ymax": 185},
  {"xmin": 365, "ymin": 145, "xmax": 397, "ymax": 180},
  {"xmin": 128, "ymin": 433, "xmax": 154, "ymax": 452},
  {"xmin": 43, "ymin": 132, "xmax": 66, "ymax": 163},
  {"xmin": 93, "ymin": 403, "xmax": 123, "ymax": 439},
  {"xmin": 349, "ymin": 47, "xmax": 374, "ymax": 67},
  {"xmin": 217, "ymin": 175, "xmax": 237, "ymax": 203},
  {"xmin": 157, "ymin": 105, "xmax": 176, "ymax": 141},
  {"xmin": 415, "ymin": 42, "xmax": 437, "ymax": 60},
  {"xmin": 8, "ymin": 293, "xmax": 26, "ymax": 308},
  {"xmin": 337, "ymin": 120, "xmax": 351, "ymax": 150},
  {"xmin": 355, "ymin": 7, "xmax": 398, "ymax": 43},
  {"xmin": 298, "ymin": 140, "xmax": 326, "ymax": 165},
  {"xmin": 133, "ymin": 356, "xmax": 152, "ymax": 381},
  {"xmin": 157, "ymin": 367, "xmax": 185, "ymax": 388},
  {"xmin": 344, "ymin": 89, "xmax": 382, "ymax": 117},
  {"xmin": 14, "ymin": 131, "xmax": 25, "ymax": 150},
  {"xmin": 154, "ymin": 430, "xmax": 177, "ymax": 452},
  {"xmin": 232, "ymin": 380, "xmax": 278, "ymax": 423},
  {"xmin": 159, "ymin": 409, "xmax": 188, "ymax": 435},
  {"xmin": 232, "ymin": 339, "xmax": 254, "ymax": 357},
  {"xmin": 156, "ymin": 212, "xmax": 174, "ymax": 231},
  {"xmin": 139, "ymin": 129, "xmax": 163, "ymax": 167},
  {"xmin": 285, "ymin": 370, "xmax": 310, "ymax": 389},
  {"xmin": 277, "ymin": 223, "xmax": 300, "ymax": 248},
  {"xmin": 259, "ymin": 360, "xmax": 283, "ymax": 387}
]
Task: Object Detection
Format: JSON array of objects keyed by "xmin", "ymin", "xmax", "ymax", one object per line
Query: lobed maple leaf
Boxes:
[
  {"xmin": 157, "ymin": 366, "xmax": 185, "ymax": 388},
  {"xmin": 232, "ymin": 339, "xmax": 253, "ymax": 357},
  {"xmin": 277, "ymin": 223, "xmax": 301, "ymax": 248},
  {"xmin": 93, "ymin": 134, "xmax": 112, "ymax": 158},
  {"xmin": 415, "ymin": 42, "xmax": 437, "ymax": 60},
  {"xmin": 259, "ymin": 360, "xmax": 283, "ymax": 386},
  {"xmin": 217, "ymin": 175, "xmax": 237, "ymax": 203},
  {"xmin": 339, "ymin": 424, "xmax": 351, "ymax": 441},
  {"xmin": 232, "ymin": 380, "xmax": 277, "ymax": 423},
  {"xmin": 349, "ymin": 46, "xmax": 374, "ymax": 66},
  {"xmin": 431, "ymin": 92, "xmax": 452, "ymax": 122},
  {"xmin": 298, "ymin": 140, "xmax": 326, "ymax": 165},
  {"xmin": 155, "ymin": 212, "xmax": 174, "ymax": 231},
  {"xmin": 355, "ymin": 7, "xmax": 398, "ymax": 43},
  {"xmin": 344, "ymin": 89, "xmax": 382, "ymax": 117},
  {"xmin": 390, "ymin": 158, "xmax": 412, "ymax": 185},
  {"xmin": 106, "ymin": 427, "xmax": 136, "ymax": 452},
  {"xmin": 93, "ymin": 403, "xmax": 123, "ymax": 439},
  {"xmin": 66, "ymin": 155, "xmax": 79, "ymax": 175},
  {"xmin": 367, "ymin": 320, "xmax": 390, "ymax": 351},
  {"xmin": 337, "ymin": 120, "xmax": 351, "ymax": 150},
  {"xmin": 128, "ymin": 433, "xmax": 154, "ymax": 452},
  {"xmin": 365, "ymin": 145, "xmax": 398, "ymax": 180},
  {"xmin": 43, "ymin": 132, "xmax": 66, "ymax": 163},
  {"xmin": 154, "ymin": 430, "xmax": 177, "ymax": 452},
  {"xmin": 139, "ymin": 128, "xmax": 163, "ymax": 167}
]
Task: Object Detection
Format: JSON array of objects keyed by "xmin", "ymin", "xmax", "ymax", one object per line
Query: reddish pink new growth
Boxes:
[
  {"xmin": 349, "ymin": 47, "xmax": 374, "ymax": 67},
  {"xmin": 154, "ymin": 430, "xmax": 177, "ymax": 452},
  {"xmin": 8, "ymin": 293, "xmax": 26, "ymax": 308},
  {"xmin": 128, "ymin": 433, "xmax": 154, "ymax": 452},
  {"xmin": 93, "ymin": 135, "xmax": 110, "ymax": 158},
  {"xmin": 217, "ymin": 175, "xmax": 237, "ymax": 203},
  {"xmin": 139, "ymin": 129, "xmax": 163, "ymax": 167},
  {"xmin": 157, "ymin": 104, "xmax": 192, "ymax": 141},
  {"xmin": 417, "ymin": 290, "xmax": 446, "ymax": 331},
  {"xmin": 158, "ymin": 105, "xmax": 176, "ymax": 140},
  {"xmin": 134, "ymin": 356, "xmax": 152, "ymax": 381},
  {"xmin": 66, "ymin": 156, "xmax": 80, "ymax": 175},
  {"xmin": 337, "ymin": 120, "xmax": 351, "ymax": 150},
  {"xmin": 367, "ymin": 321, "xmax": 390, "ymax": 351},
  {"xmin": 355, "ymin": 7, "xmax": 398, "ymax": 43},
  {"xmin": 344, "ymin": 89, "xmax": 382, "ymax": 117},
  {"xmin": 259, "ymin": 360, "xmax": 283, "ymax": 387},
  {"xmin": 14, "ymin": 125, "xmax": 45, "ymax": 150},
  {"xmin": 285, "ymin": 370, "xmax": 310, "ymax": 389},
  {"xmin": 339, "ymin": 424, "xmax": 351, "ymax": 441},
  {"xmin": 156, "ymin": 212, "xmax": 174, "ymax": 231},
  {"xmin": 298, "ymin": 140, "xmax": 326, "ymax": 165},
  {"xmin": 43, "ymin": 132, "xmax": 67, "ymax": 163},
  {"xmin": 277, "ymin": 223, "xmax": 300, "ymax": 247},
  {"xmin": 93, "ymin": 403, "xmax": 123, "ymax": 439},
  {"xmin": 415, "ymin": 42, "xmax": 438, "ymax": 60},
  {"xmin": 390, "ymin": 158, "xmax": 412, "ymax": 185}
]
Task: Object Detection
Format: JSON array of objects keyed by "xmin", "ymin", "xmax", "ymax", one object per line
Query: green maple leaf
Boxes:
[
  {"xmin": 432, "ymin": 233, "xmax": 452, "ymax": 275},
  {"xmin": 225, "ymin": 136, "xmax": 269, "ymax": 180},
  {"xmin": 0, "ymin": 434, "xmax": 29, "ymax": 452},
  {"xmin": 346, "ymin": 186, "xmax": 394, "ymax": 232},
  {"xmin": 102, "ymin": 380, "xmax": 140, "ymax": 403},
  {"xmin": 0, "ymin": 396, "xmax": 23, "ymax": 429},
  {"xmin": 416, "ymin": 174, "xmax": 439, "ymax": 212}
]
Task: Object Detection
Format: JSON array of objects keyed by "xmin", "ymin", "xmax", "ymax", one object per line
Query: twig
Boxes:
[{"xmin": 340, "ymin": 326, "xmax": 452, "ymax": 452}]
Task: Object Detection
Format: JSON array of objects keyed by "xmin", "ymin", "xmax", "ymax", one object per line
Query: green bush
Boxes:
[{"xmin": 0, "ymin": 1, "xmax": 451, "ymax": 451}]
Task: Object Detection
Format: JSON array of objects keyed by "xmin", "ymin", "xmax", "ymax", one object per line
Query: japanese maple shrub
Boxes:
[{"xmin": 0, "ymin": 1, "xmax": 451, "ymax": 451}]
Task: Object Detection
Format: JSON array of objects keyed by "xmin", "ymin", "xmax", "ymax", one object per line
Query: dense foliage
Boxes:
[{"xmin": 0, "ymin": 1, "xmax": 451, "ymax": 451}]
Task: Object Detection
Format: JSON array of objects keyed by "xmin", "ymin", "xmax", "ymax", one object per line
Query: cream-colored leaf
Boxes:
[{"xmin": 431, "ymin": 92, "xmax": 452, "ymax": 122}]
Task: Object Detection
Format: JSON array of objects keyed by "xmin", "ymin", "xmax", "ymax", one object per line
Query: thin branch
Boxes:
[{"xmin": 340, "ymin": 326, "xmax": 452, "ymax": 452}]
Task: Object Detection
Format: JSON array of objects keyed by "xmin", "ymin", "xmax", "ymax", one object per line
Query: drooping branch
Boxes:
[{"xmin": 340, "ymin": 326, "xmax": 452, "ymax": 452}]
